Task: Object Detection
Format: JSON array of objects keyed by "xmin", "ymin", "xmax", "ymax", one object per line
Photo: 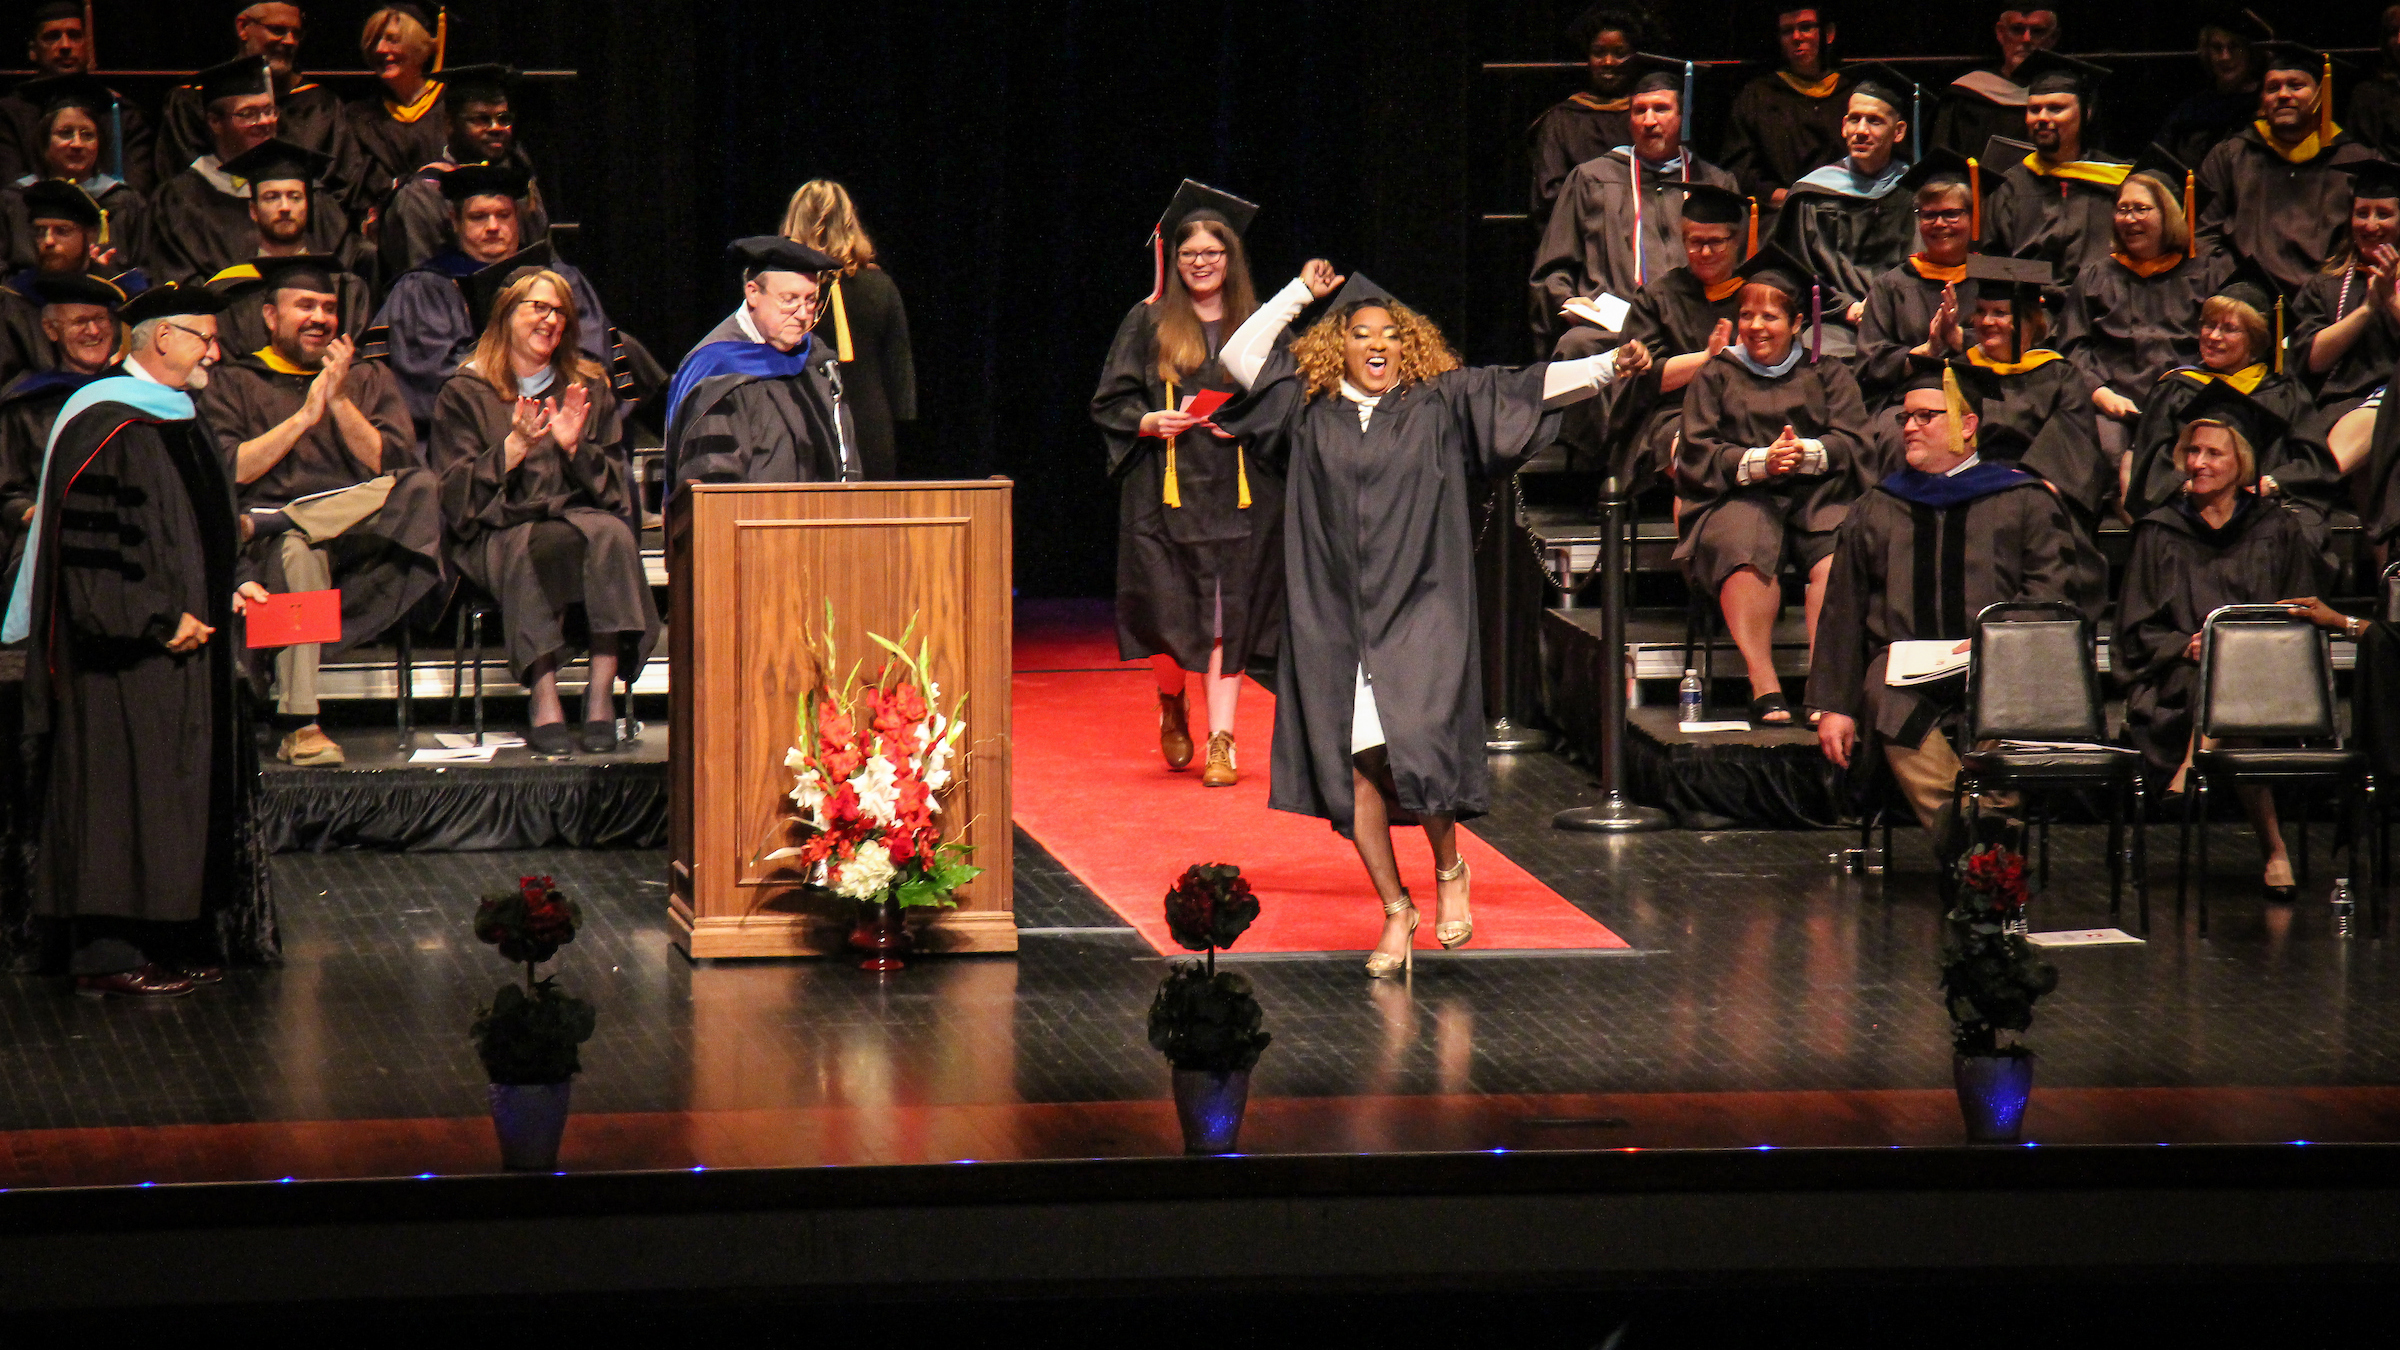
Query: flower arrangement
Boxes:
[
  {"xmin": 470, "ymin": 875, "xmax": 597, "ymax": 1085},
  {"xmin": 1147, "ymin": 864, "xmax": 1272, "ymax": 1074},
  {"xmin": 1938, "ymin": 842, "xmax": 2058, "ymax": 1058},
  {"xmin": 770, "ymin": 605, "xmax": 981, "ymax": 910}
]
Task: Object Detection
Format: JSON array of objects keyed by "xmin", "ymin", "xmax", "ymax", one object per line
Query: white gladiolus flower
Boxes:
[
  {"xmin": 853, "ymin": 754, "xmax": 900, "ymax": 825},
  {"xmin": 833, "ymin": 838, "xmax": 897, "ymax": 899},
  {"xmin": 788, "ymin": 766, "xmax": 827, "ymax": 818}
]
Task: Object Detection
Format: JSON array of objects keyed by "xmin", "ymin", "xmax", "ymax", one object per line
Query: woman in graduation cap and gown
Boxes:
[
  {"xmin": 1768, "ymin": 64, "xmax": 1925, "ymax": 362},
  {"xmin": 431, "ymin": 264, "xmax": 657, "ymax": 756},
  {"xmin": 1854, "ymin": 149, "xmax": 1981, "ymax": 411},
  {"xmin": 2293, "ymin": 159, "xmax": 2400, "ymax": 527},
  {"xmin": 2113, "ymin": 381, "xmax": 2322, "ymax": 899},
  {"xmin": 1090, "ymin": 183, "xmax": 1283, "ymax": 787},
  {"xmin": 344, "ymin": 6, "xmax": 452, "ymax": 210},
  {"xmin": 1584, "ymin": 180, "xmax": 1751, "ymax": 486},
  {"xmin": 1673, "ymin": 243, "xmax": 1872, "ymax": 727},
  {"xmin": 2055, "ymin": 164, "xmax": 2232, "ymax": 483},
  {"xmin": 1216, "ymin": 262, "xmax": 1648, "ymax": 977},
  {"xmin": 1948, "ymin": 284, "xmax": 2106, "ymax": 586},
  {"xmin": 0, "ymin": 76, "xmax": 148, "ymax": 275}
]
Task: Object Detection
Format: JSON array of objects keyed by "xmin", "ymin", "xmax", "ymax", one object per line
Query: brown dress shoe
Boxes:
[
  {"xmin": 1201, "ymin": 731, "xmax": 1237, "ymax": 787},
  {"xmin": 1158, "ymin": 691, "xmax": 1194, "ymax": 770},
  {"xmin": 277, "ymin": 725, "xmax": 345, "ymax": 766},
  {"xmin": 75, "ymin": 964, "xmax": 197, "ymax": 999}
]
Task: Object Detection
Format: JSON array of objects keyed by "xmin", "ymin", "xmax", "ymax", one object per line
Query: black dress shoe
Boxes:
[
  {"xmin": 579, "ymin": 719, "xmax": 619, "ymax": 754},
  {"xmin": 2264, "ymin": 883, "xmax": 2299, "ymax": 903},
  {"xmin": 75, "ymin": 964, "xmax": 197, "ymax": 999},
  {"xmin": 526, "ymin": 722, "xmax": 577, "ymax": 756}
]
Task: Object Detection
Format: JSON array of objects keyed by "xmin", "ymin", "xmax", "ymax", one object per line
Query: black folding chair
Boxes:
[
  {"xmin": 2177, "ymin": 603, "xmax": 2380, "ymax": 937},
  {"xmin": 1952, "ymin": 601, "xmax": 2145, "ymax": 927}
]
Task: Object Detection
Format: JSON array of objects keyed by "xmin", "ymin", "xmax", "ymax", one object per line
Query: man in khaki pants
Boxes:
[{"xmin": 197, "ymin": 256, "xmax": 441, "ymax": 764}]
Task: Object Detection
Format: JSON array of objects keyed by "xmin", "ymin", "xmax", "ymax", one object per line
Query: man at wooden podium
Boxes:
[{"xmin": 662, "ymin": 236, "xmax": 860, "ymax": 489}]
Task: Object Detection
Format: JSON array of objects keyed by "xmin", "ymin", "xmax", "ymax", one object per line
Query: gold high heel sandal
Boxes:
[
  {"xmin": 1434, "ymin": 857, "xmax": 1473, "ymax": 949},
  {"xmin": 1364, "ymin": 891, "xmax": 1417, "ymax": 979}
]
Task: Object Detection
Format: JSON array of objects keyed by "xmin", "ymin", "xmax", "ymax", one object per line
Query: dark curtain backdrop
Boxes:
[{"xmin": 77, "ymin": 1, "xmax": 2386, "ymax": 594}]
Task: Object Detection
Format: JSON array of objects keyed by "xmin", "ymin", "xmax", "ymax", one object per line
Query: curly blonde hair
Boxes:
[{"xmin": 1290, "ymin": 300, "xmax": 1460, "ymax": 401}]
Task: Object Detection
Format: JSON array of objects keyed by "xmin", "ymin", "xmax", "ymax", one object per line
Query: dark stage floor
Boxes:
[{"xmin": 3, "ymin": 751, "xmax": 2395, "ymax": 1188}]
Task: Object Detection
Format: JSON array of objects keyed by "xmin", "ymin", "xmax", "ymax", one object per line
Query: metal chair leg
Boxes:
[
  {"xmin": 395, "ymin": 623, "xmax": 414, "ymax": 750},
  {"xmin": 2176, "ymin": 776, "xmax": 2196, "ymax": 924},
  {"xmin": 471, "ymin": 607, "xmax": 487, "ymax": 747},
  {"xmin": 2132, "ymin": 775, "xmax": 2150, "ymax": 934},
  {"xmin": 2107, "ymin": 783, "xmax": 2124, "ymax": 921},
  {"xmin": 450, "ymin": 602, "xmax": 469, "ymax": 725},
  {"xmin": 2194, "ymin": 776, "xmax": 2212, "ymax": 938}
]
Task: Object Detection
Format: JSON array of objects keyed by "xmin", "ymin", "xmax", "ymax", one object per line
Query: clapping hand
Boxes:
[
  {"xmin": 1930, "ymin": 282, "xmax": 1963, "ymax": 355},
  {"xmin": 1301, "ymin": 258, "xmax": 1344, "ymax": 300},
  {"xmin": 1704, "ymin": 318, "xmax": 1732, "ymax": 357},
  {"xmin": 504, "ymin": 394, "xmax": 552, "ymax": 471},
  {"xmin": 549, "ymin": 382, "xmax": 592, "ymax": 451}
]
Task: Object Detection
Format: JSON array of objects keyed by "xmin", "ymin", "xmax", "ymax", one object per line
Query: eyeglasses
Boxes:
[
  {"xmin": 55, "ymin": 314, "xmax": 113, "ymax": 333},
  {"xmin": 1896, "ymin": 409, "xmax": 1950, "ymax": 427},
  {"xmin": 757, "ymin": 290, "xmax": 817, "ymax": 314},
  {"xmin": 1917, "ymin": 208, "xmax": 1970, "ymax": 225},
  {"xmin": 2114, "ymin": 203, "xmax": 2159, "ymax": 218},
  {"xmin": 160, "ymin": 321, "xmax": 220, "ymax": 350},
  {"xmin": 225, "ymin": 105, "xmax": 276, "ymax": 127},
  {"xmin": 517, "ymin": 299, "xmax": 565, "ymax": 321},
  {"xmin": 1177, "ymin": 248, "xmax": 1226, "ymax": 265}
]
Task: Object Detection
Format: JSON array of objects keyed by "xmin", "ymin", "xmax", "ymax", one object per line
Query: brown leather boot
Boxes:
[
  {"xmin": 1158, "ymin": 691, "xmax": 1194, "ymax": 769},
  {"xmin": 1201, "ymin": 731, "xmax": 1237, "ymax": 787}
]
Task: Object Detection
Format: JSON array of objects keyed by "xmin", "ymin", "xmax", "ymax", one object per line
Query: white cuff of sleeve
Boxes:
[
  {"xmin": 1539, "ymin": 350, "xmax": 1618, "ymax": 406},
  {"xmin": 1218, "ymin": 275, "xmax": 1315, "ymax": 391},
  {"xmin": 1798, "ymin": 438, "xmax": 1828, "ymax": 476},
  {"xmin": 1737, "ymin": 445, "xmax": 1773, "ymax": 485}
]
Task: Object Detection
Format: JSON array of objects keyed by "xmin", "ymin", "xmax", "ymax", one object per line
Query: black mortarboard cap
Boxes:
[
  {"xmin": 30, "ymin": 273, "xmax": 124, "ymax": 310},
  {"xmin": 1898, "ymin": 147, "xmax": 1975, "ymax": 192},
  {"xmin": 17, "ymin": 73, "xmax": 114, "ymax": 118},
  {"xmin": 249, "ymin": 253, "xmax": 346, "ymax": 296},
  {"xmin": 195, "ymin": 54, "xmax": 273, "ymax": 106},
  {"xmin": 119, "ymin": 281, "xmax": 229, "ymax": 324},
  {"xmin": 19, "ymin": 178, "xmax": 99, "ymax": 228},
  {"xmin": 464, "ymin": 240, "xmax": 556, "ymax": 327},
  {"xmin": 1980, "ymin": 134, "xmax": 2036, "ymax": 171},
  {"xmin": 28, "ymin": 1, "xmax": 84, "ymax": 24},
  {"xmin": 2197, "ymin": 6, "xmax": 2275, "ymax": 44},
  {"xmin": 1963, "ymin": 252, "xmax": 2055, "ymax": 287},
  {"xmin": 2341, "ymin": 157, "xmax": 2400, "ymax": 200},
  {"xmin": 1328, "ymin": 272, "xmax": 1399, "ymax": 316},
  {"xmin": 439, "ymin": 63, "xmax": 515, "ymax": 107},
  {"xmin": 726, "ymin": 235, "xmax": 839, "ymax": 277},
  {"xmin": 1845, "ymin": 62, "xmax": 1917, "ymax": 116},
  {"xmin": 1628, "ymin": 54, "xmax": 1686, "ymax": 99},
  {"xmin": 2213, "ymin": 276, "xmax": 2275, "ymax": 318},
  {"xmin": 1672, "ymin": 181, "xmax": 1749, "ymax": 227},
  {"xmin": 1735, "ymin": 242, "xmax": 1818, "ymax": 301},
  {"xmin": 439, "ymin": 159, "xmax": 532, "ymax": 203},
  {"xmin": 220, "ymin": 137, "xmax": 332, "ymax": 188},
  {"xmin": 2253, "ymin": 40, "xmax": 2324, "ymax": 78},
  {"xmin": 2012, "ymin": 50, "xmax": 2109, "ymax": 99},
  {"xmin": 2177, "ymin": 376, "xmax": 2286, "ymax": 451},
  {"xmin": 1157, "ymin": 179, "xmax": 1259, "ymax": 242},
  {"xmin": 2133, "ymin": 141, "xmax": 2190, "ymax": 184}
]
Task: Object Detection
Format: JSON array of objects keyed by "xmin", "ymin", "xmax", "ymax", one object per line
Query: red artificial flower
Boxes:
[
  {"xmin": 876, "ymin": 682, "xmax": 928, "ymax": 738},
  {"xmin": 823, "ymin": 781, "xmax": 863, "ymax": 827},
  {"xmin": 821, "ymin": 742, "xmax": 865, "ymax": 783}
]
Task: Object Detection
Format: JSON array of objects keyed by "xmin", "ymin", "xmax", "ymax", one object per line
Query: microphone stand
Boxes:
[
  {"xmin": 1555, "ymin": 472, "xmax": 1669, "ymax": 833},
  {"xmin": 824, "ymin": 359, "xmax": 857, "ymax": 481}
]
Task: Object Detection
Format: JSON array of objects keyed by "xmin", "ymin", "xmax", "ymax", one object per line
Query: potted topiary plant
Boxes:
[
  {"xmin": 1940, "ymin": 840, "xmax": 2058, "ymax": 1143},
  {"xmin": 1147, "ymin": 863, "xmax": 1272, "ymax": 1154},
  {"xmin": 470, "ymin": 875, "xmax": 597, "ymax": 1171}
]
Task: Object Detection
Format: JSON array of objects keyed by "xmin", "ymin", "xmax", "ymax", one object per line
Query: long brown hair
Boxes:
[
  {"xmin": 471, "ymin": 268, "xmax": 602, "ymax": 401},
  {"xmin": 1152, "ymin": 217, "xmax": 1256, "ymax": 385},
  {"xmin": 1289, "ymin": 299, "xmax": 1461, "ymax": 402},
  {"xmin": 779, "ymin": 179, "xmax": 876, "ymax": 277}
]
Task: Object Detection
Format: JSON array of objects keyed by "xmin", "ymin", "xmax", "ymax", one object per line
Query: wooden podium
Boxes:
[{"xmin": 667, "ymin": 481, "xmax": 1014, "ymax": 958}]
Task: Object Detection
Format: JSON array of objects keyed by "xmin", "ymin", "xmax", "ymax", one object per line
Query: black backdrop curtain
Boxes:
[{"xmin": 80, "ymin": 0, "xmax": 2380, "ymax": 595}]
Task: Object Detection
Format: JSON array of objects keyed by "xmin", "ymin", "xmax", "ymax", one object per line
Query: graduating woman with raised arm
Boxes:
[
  {"xmin": 1090, "ymin": 183, "xmax": 1281, "ymax": 787},
  {"xmin": 1217, "ymin": 259, "xmax": 1649, "ymax": 978}
]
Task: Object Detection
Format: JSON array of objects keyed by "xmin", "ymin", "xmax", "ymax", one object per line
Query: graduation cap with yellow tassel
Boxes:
[{"xmin": 2254, "ymin": 41, "xmax": 2345, "ymax": 149}]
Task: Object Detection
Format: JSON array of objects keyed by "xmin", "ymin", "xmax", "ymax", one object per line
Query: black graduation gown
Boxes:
[
  {"xmin": 376, "ymin": 146, "xmax": 548, "ymax": 281},
  {"xmin": 430, "ymin": 368, "xmax": 659, "ymax": 683},
  {"xmin": 138, "ymin": 163, "xmax": 353, "ymax": 285},
  {"xmin": 1090, "ymin": 301, "xmax": 1285, "ymax": 674},
  {"xmin": 1718, "ymin": 72, "xmax": 1851, "ymax": 213},
  {"xmin": 2287, "ymin": 265, "xmax": 2398, "ymax": 418},
  {"xmin": 194, "ymin": 354, "xmax": 441, "ymax": 656},
  {"xmin": 2156, "ymin": 87, "xmax": 2257, "ymax": 174},
  {"xmin": 342, "ymin": 92, "xmax": 449, "ymax": 208},
  {"xmin": 1802, "ymin": 470, "xmax": 2079, "ymax": 749},
  {"xmin": 1770, "ymin": 170, "xmax": 1922, "ymax": 357},
  {"xmin": 2056, "ymin": 250, "xmax": 2233, "ymax": 404},
  {"xmin": 0, "ymin": 367, "xmax": 84, "ymax": 576},
  {"xmin": 371, "ymin": 251, "xmax": 608, "ymax": 428},
  {"xmin": 0, "ymin": 86, "xmax": 156, "ymax": 193},
  {"xmin": 830, "ymin": 268, "xmax": 915, "ymax": 481},
  {"xmin": 1955, "ymin": 353, "xmax": 2106, "ymax": 516},
  {"xmin": 2195, "ymin": 127, "xmax": 2373, "ymax": 298},
  {"xmin": 1982, "ymin": 157, "xmax": 2127, "ymax": 279},
  {"xmin": 2355, "ymin": 76, "xmax": 2400, "ymax": 160},
  {"xmin": 1574, "ymin": 265, "xmax": 1743, "ymax": 478},
  {"xmin": 0, "ymin": 174, "xmax": 149, "ymax": 274},
  {"xmin": 663, "ymin": 313, "xmax": 849, "ymax": 488},
  {"xmin": 1527, "ymin": 92, "xmax": 1631, "ymax": 227},
  {"xmin": 17, "ymin": 385, "xmax": 275, "ymax": 959},
  {"xmin": 154, "ymin": 79, "xmax": 361, "ymax": 208},
  {"xmin": 1929, "ymin": 71, "xmax": 2026, "ymax": 164},
  {"xmin": 1855, "ymin": 257, "xmax": 1977, "ymax": 409},
  {"xmin": 1218, "ymin": 348, "xmax": 1561, "ymax": 835},
  {"xmin": 1673, "ymin": 353, "xmax": 1871, "ymax": 588},
  {"xmin": 2122, "ymin": 369, "xmax": 2340, "ymax": 545},
  {"xmin": 2112, "ymin": 497, "xmax": 2320, "ymax": 773},
  {"xmin": 1528, "ymin": 150, "xmax": 1738, "ymax": 348}
]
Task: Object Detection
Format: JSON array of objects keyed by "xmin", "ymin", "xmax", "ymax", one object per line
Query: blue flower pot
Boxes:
[
  {"xmin": 1953, "ymin": 1053, "xmax": 2034, "ymax": 1143},
  {"xmin": 1172, "ymin": 1068, "xmax": 1252, "ymax": 1154}
]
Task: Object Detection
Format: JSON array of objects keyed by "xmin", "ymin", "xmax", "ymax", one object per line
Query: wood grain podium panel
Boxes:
[{"xmin": 668, "ymin": 481, "xmax": 1013, "ymax": 958}]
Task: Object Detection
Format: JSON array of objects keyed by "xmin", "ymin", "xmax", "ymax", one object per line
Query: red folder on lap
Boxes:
[{"xmin": 244, "ymin": 589, "xmax": 342, "ymax": 648}]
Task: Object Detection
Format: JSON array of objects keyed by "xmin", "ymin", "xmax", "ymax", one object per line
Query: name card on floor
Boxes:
[
  {"xmin": 243, "ymin": 589, "xmax": 341, "ymax": 648},
  {"xmin": 2027, "ymin": 928, "xmax": 2145, "ymax": 948},
  {"xmin": 1678, "ymin": 721, "xmax": 1754, "ymax": 734},
  {"xmin": 409, "ymin": 745, "xmax": 498, "ymax": 763}
]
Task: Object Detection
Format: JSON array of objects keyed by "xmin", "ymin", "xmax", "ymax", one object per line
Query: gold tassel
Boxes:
[
  {"xmin": 96, "ymin": 205, "xmax": 108, "ymax": 250},
  {"xmin": 2275, "ymin": 295, "xmax": 2285, "ymax": 374},
  {"xmin": 2183, "ymin": 171, "xmax": 2195, "ymax": 251},
  {"xmin": 829, "ymin": 278, "xmax": 854, "ymax": 363},
  {"xmin": 2322, "ymin": 55, "xmax": 2335, "ymax": 143},
  {"xmin": 1746, "ymin": 197, "xmax": 1758, "ymax": 255},
  {"xmin": 1941, "ymin": 365, "xmax": 1969, "ymax": 450},
  {"xmin": 1161, "ymin": 379, "xmax": 1181, "ymax": 508},
  {"xmin": 1968, "ymin": 157, "xmax": 1981, "ymax": 240},
  {"xmin": 1236, "ymin": 447, "xmax": 1251, "ymax": 509},
  {"xmin": 434, "ymin": 6, "xmax": 448, "ymax": 72}
]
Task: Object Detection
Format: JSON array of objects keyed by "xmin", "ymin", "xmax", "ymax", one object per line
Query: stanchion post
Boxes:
[
  {"xmin": 1486, "ymin": 474, "xmax": 1552, "ymax": 753},
  {"xmin": 1555, "ymin": 473, "xmax": 1671, "ymax": 833}
]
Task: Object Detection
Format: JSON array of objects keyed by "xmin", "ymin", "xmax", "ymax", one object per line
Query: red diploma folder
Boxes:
[
  {"xmin": 243, "ymin": 589, "xmax": 342, "ymax": 648},
  {"xmin": 1179, "ymin": 389, "xmax": 1232, "ymax": 421}
]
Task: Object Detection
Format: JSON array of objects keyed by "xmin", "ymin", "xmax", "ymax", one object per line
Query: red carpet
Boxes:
[{"xmin": 1011, "ymin": 602, "xmax": 1628, "ymax": 954}]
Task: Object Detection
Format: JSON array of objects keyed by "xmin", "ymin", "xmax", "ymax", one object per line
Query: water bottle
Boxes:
[
  {"xmin": 1678, "ymin": 669, "xmax": 1704, "ymax": 725},
  {"xmin": 2332, "ymin": 877, "xmax": 2356, "ymax": 939}
]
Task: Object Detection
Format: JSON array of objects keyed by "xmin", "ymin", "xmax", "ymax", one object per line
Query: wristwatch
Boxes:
[{"xmin": 2346, "ymin": 616, "xmax": 2367, "ymax": 640}]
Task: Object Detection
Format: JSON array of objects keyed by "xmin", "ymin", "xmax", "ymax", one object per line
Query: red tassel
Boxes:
[{"xmin": 1144, "ymin": 227, "xmax": 1164, "ymax": 305}]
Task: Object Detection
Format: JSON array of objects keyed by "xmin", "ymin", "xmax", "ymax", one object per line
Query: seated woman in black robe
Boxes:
[
  {"xmin": 2056, "ymin": 168, "xmax": 2231, "ymax": 487},
  {"xmin": 2292, "ymin": 160, "xmax": 2400, "ymax": 507},
  {"xmin": 343, "ymin": 6, "xmax": 449, "ymax": 212},
  {"xmin": 1672, "ymin": 244, "xmax": 1870, "ymax": 727},
  {"xmin": 2123, "ymin": 281, "xmax": 2339, "ymax": 550},
  {"xmin": 1090, "ymin": 185, "xmax": 1281, "ymax": 788},
  {"xmin": 431, "ymin": 266, "xmax": 659, "ymax": 756},
  {"xmin": 1218, "ymin": 261, "xmax": 1648, "ymax": 977},
  {"xmin": 2113, "ymin": 391, "xmax": 2322, "ymax": 899},
  {"xmin": 3, "ymin": 81, "xmax": 146, "ymax": 275}
]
